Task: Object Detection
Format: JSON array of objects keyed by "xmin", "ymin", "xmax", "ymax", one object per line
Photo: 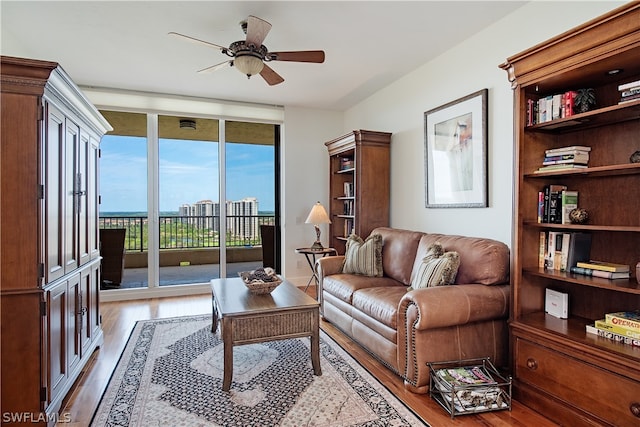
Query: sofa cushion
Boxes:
[
  {"xmin": 323, "ymin": 274, "xmax": 401, "ymax": 304},
  {"xmin": 410, "ymin": 251, "xmax": 460, "ymax": 289},
  {"xmin": 342, "ymin": 233, "xmax": 383, "ymax": 277},
  {"xmin": 412, "ymin": 234, "xmax": 509, "ymax": 285},
  {"xmin": 372, "ymin": 227, "xmax": 425, "ymax": 285},
  {"xmin": 352, "ymin": 286, "xmax": 407, "ymax": 330}
]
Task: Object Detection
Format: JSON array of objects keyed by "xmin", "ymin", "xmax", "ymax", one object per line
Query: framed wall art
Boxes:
[{"xmin": 424, "ymin": 89, "xmax": 488, "ymax": 208}]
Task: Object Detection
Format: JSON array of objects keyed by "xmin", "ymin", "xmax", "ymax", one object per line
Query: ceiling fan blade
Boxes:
[
  {"xmin": 197, "ymin": 60, "xmax": 231, "ymax": 73},
  {"xmin": 245, "ymin": 15, "xmax": 272, "ymax": 48},
  {"xmin": 268, "ymin": 50, "xmax": 325, "ymax": 63},
  {"xmin": 259, "ymin": 64, "xmax": 284, "ymax": 86},
  {"xmin": 168, "ymin": 32, "xmax": 226, "ymax": 51}
]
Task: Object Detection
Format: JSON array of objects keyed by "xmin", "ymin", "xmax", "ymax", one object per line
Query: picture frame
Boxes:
[{"xmin": 424, "ymin": 89, "xmax": 488, "ymax": 208}]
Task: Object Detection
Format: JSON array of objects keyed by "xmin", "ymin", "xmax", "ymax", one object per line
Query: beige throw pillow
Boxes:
[
  {"xmin": 342, "ymin": 233, "xmax": 383, "ymax": 277},
  {"xmin": 409, "ymin": 244, "xmax": 460, "ymax": 290}
]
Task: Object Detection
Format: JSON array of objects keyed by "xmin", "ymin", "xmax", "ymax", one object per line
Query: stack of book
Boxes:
[
  {"xmin": 618, "ymin": 79, "xmax": 640, "ymax": 104},
  {"xmin": 540, "ymin": 231, "xmax": 591, "ymax": 271},
  {"xmin": 571, "ymin": 260, "xmax": 630, "ymax": 280},
  {"xmin": 537, "ymin": 184, "xmax": 578, "ymax": 224},
  {"xmin": 586, "ymin": 309, "xmax": 640, "ymax": 348},
  {"xmin": 535, "ymin": 145, "xmax": 590, "ymax": 173},
  {"xmin": 526, "ymin": 91, "xmax": 578, "ymax": 126}
]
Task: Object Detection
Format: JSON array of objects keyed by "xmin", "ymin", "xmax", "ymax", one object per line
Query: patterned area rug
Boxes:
[{"xmin": 91, "ymin": 315, "xmax": 428, "ymax": 426}]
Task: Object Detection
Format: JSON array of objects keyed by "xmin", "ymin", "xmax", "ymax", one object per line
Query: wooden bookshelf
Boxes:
[
  {"xmin": 500, "ymin": 4, "xmax": 640, "ymax": 426},
  {"xmin": 325, "ymin": 130, "xmax": 391, "ymax": 254}
]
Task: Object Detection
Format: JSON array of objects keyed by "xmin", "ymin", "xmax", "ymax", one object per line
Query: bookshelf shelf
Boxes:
[
  {"xmin": 524, "ymin": 268, "xmax": 640, "ymax": 295},
  {"xmin": 336, "ymin": 167, "xmax": 355, "ymax": 174},
  {"xmin": 525, "ymin": 99, "xmax": 640, "ymax": 132},
  {"xmin": 524, "ymin": 162, "xmax": 640, "ymax": 178},
  {"xmin": 524, "ymin": 221, "xmax": 640, "ymax": 233},
  {"xmin": 501, "ymin": 4, "xmax": 640, "ymax": 425}
]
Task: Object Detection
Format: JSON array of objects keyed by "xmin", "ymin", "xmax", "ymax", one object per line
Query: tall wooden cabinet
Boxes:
[
  {"xmin": 500, "ymin": 4, "xmax": 640, "ymax": 426},
  {"xmin": 325, "ymin": 130, "xmax": 391, "ymax": 254},
  {"xmin": 1, "ymin": 56, "xmax": 111, "ymax": 425}
]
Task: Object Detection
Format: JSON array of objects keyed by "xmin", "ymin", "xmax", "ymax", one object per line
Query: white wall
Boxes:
[
  {"xmin": 281, "ymin": 107, "xmax": 342, "ymax": 284},
  {"xmin": 342, "ymin": 1, "xmax": 624, "ymax": 247}
]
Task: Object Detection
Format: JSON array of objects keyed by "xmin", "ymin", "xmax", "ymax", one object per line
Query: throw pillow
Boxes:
[
  {"xmin": 409, "ymin": 251, "xmax": 460, "ymax": 290},
  {"xmin": 342, "ymin": 233, "xmax": 383, "ymax": 277}
]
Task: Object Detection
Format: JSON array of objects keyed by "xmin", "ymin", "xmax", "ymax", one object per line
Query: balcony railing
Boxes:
[{"xmin": 99, "ymin": 215, "xmax": 275, "ymax": 252}]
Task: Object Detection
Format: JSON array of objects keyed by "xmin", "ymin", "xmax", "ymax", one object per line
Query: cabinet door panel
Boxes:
[
  {"xmin": 63, "ymin": 120, "xmax": 79, "ymax": 273},
  {"xmin": 78, "ymin": 131, "xmax": 90, "ymax": 266},
  {"xmin": 47, "ymin": 281, "xmax": 67, "ymax": 402},
  {"xmin": 88, "ymin": 136, "xmax": 100, "ymax": 260},
  {"xmin": 45, "ymin": 106, "xmax": 65, "ymax": 282},
  {"xmin": 66, "ymin": 274, "xmax": 81, "ymax": 373},
  {"xmin": 79, "ymin": 264, "xmax": 97, "ymax": 355}
]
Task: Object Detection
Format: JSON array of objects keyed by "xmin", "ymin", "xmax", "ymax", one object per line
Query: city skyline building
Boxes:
[{"xmin": 180, "ymin": 197, "xmax": 259, "ymax": 240}]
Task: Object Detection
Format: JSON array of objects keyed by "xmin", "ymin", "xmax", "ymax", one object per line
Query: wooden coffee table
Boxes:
[{"xmin": 211, "ymin": 277, "xmax": 321, "ymax": 391}]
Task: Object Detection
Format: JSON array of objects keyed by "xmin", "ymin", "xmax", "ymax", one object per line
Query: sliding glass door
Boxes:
[{"xmin": 99, "ymin": 111, "xmax": 279, "ymax": 290}]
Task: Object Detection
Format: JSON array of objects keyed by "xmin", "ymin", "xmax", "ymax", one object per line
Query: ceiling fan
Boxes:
[{"xmin": 169, "ymin": 15, "xmax": 325, "ymax": 86}]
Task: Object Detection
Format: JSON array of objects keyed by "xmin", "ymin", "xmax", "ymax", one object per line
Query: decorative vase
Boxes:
[
  {"xmin": 574, "ymin": 88, "xmax": 596, "ymax": 113},
  {"xmin": 569, "ymin": 208, "xmax": 589, "ymax": 224},
  {"xmin": 636, "ymin": 262, "xmax": 640, "ymax": 285},
  {"xmin": 630, "ymin": 150, "xmax": 640, "ymax": 163}
]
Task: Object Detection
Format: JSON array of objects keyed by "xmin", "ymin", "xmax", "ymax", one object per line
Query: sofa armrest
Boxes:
[
  {"xmin": 316, "ymin": 256, "xmax": 344, "ymax": 315},
  {"xmin": 399, "ymin": 284, "xmax": 509, "ymax": 330},
  {"xmin": 316, "ymin": 255, "xmax": 345, "ymax": 277}
]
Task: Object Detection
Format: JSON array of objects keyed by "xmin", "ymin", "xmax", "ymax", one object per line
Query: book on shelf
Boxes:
[
  {"xmin": 343, "ymin": 182, "xmax": 354, "ymax": 197},
  {"xmin": 528, "ymin": 91, "xmax": 581, "ymax": 126},
  {"xmin": 563, "ymin": 91, "xmax": 576, "ymax": 117},
  {"xmin": 618, "ymin": 79, "xmax": 640, "ymax": 91},
  {"xmin": 538, "ymin": 232, "xmax": 546, "ymax": 268},
  {"xmin": 605, "ymin": 310, "xmax": 640, "ymax": 332},
  {"xmin": 560, "ymin": 190, "xmax": 578, "ymax": 224},
  {"xmin": 570, "ymin": 266, "xmax": 629, "ymax": 280},
  {"xmin": 541, "ymin": 232, "xmax": 591, "ymax": 272},
  {"xmin": 542, "ymin": 152, "xmax": 589, "ymax": 165},
  {"xmin": 585, "ymin": 323, "xmax": 640, "ymax": 348},
  {"xmin": 544, "ymin": 231, "xmax": 564, "ymax": 270},
  {"xmin": 339, "ymin": 157, "xmax": 354, "ymax": 170},
  {"xmin": 547, "ymin": 185, "xmax": 567, "ymax": 224},
  {"xmin": 545, "ymin": 146, "xmax": 591, "ymax": 155},
  {"xmin": 575, "ymin": 260, "xmax": 630, "ymax": 273},
  {"xmin": 534, "ymin": 164, "xmax": 588, "ymax": 173},
  {"xmin": 564, "ymin": 233, "xmax": 592, "ymax": 271},
  {"xmin": 619, "ymin": 93, "xmax": 640, "ymax": 104},
  {"xmin": 594, "ymin": 319, "xmax": 640, "ymax": 339}
]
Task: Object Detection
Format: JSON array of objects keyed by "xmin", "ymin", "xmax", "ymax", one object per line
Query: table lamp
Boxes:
[{"xmin": 305, "ymin": 202, "xmax": 331, "ymax": 250}]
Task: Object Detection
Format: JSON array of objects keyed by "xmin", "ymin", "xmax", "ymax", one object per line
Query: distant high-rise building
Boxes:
[
  {"xmin": 179, "ymin": 197, "xmax": 259, "ymax": 241},
  {"xmin": 226, "ymin": 197, "xmax": 259, "ymax": 242}
]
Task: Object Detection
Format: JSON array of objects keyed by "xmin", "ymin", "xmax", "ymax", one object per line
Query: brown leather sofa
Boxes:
[{"xmin": 317, "ymin": 227, "xmax": 510, "ymax": 393}]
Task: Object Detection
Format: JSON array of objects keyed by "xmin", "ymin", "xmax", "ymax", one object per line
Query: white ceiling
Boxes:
[{"xmin": 1, "ymin": 1, "xmax": 526, "ymax": 111}]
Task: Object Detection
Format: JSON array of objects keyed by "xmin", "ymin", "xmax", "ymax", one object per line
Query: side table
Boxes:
[{"xmin": 295, "ymin": 247, "xmax": 337, "ymax": 296}]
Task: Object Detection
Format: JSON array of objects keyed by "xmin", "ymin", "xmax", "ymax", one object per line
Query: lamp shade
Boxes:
[{"xmin": 305, "ymin": 202, "xmax": 331, "ymax": 225}]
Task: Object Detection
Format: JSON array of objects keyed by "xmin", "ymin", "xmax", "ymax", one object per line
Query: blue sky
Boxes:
[{"xmin": 100, "ymin": 135, "xmax": 275, "ymax": 212}]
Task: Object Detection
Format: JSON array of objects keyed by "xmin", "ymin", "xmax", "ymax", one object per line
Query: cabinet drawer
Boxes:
[{"xmin": 515, "ymin": 338, "xmax": 640, "ymax": 427}]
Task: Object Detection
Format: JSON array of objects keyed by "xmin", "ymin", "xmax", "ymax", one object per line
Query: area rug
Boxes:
[{"xmin": 91, "ymin": 315, "xmax": 428, "ymax": 426}]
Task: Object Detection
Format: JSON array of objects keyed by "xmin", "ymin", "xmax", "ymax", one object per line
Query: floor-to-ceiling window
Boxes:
[{"xmin": 98, "ymin": 111, "xmax": 279, "ymax": 291}]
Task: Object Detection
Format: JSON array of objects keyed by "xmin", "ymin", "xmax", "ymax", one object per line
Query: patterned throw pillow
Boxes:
[
  {"xmin": 409, "ymin": 250, "xmax": 460, "ymax": 290},
  {"xmin": 342, "ymin": 233, "xmax": 383, "ymax": 277}
]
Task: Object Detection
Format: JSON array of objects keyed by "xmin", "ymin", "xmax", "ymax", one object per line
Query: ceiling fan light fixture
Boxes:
[{"xmin": 233, "ymin": 54, "xmax": 264, "ymax": 78}]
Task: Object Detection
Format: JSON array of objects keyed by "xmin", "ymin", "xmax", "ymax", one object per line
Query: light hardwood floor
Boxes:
[{"xmin": 59, "ymin": 293, "xmax": 558, "ymax": 426}]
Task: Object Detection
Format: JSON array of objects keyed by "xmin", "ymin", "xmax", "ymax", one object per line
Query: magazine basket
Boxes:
[{"xmin": 428, "ymin": 357, "xmax": 512, "ymax": 419}]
